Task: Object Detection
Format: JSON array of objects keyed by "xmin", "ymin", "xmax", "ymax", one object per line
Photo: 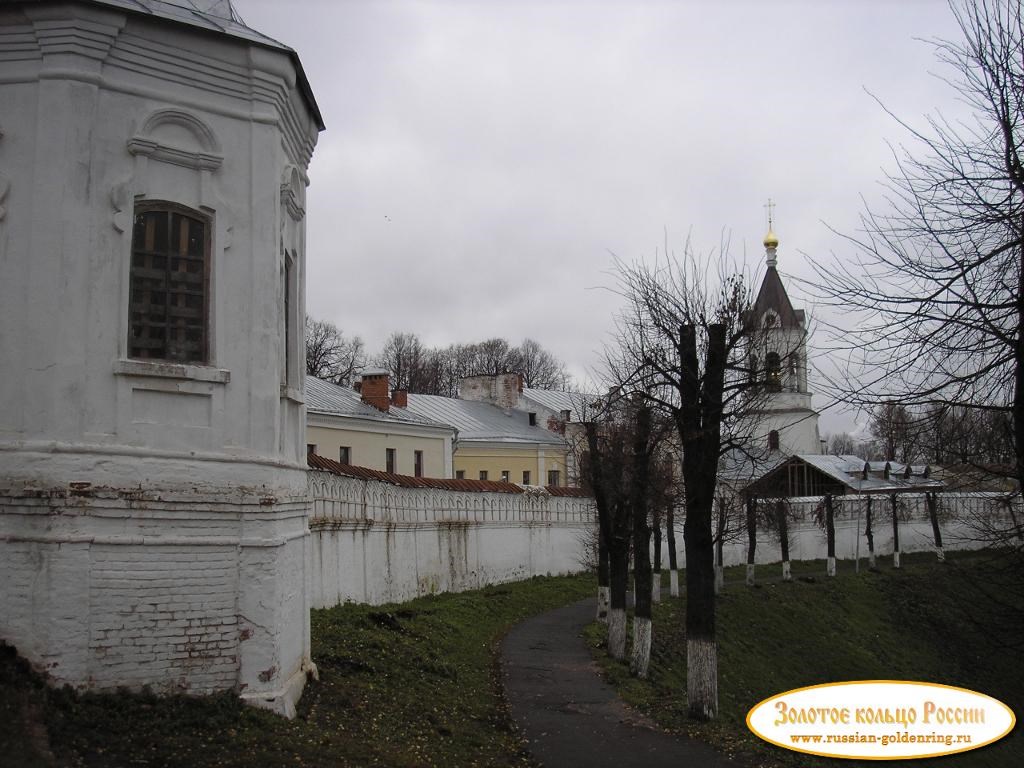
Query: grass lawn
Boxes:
[
  {"xmin": 2, "ymin": 573, "xmax": 594, "ymax": 768},
  {"xmin": 586, "ymin": 550, "xmax": 1023, "ymax": 768}
]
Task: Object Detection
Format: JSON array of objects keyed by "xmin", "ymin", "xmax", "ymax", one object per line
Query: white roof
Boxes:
[
  {"xmin": 724, "ymin": 450, "xmax": 944, "ymax": 495},
  {"xmin": 405, "ymin": 393, "xmax": 566, "ymax": 445},
  {"xmin": 520, "ymin": 388, "xmax": 602, "ymax": 419},
  {"xmin": 305, "ymin": 377, "xmax": 452, "ymax": 432}
]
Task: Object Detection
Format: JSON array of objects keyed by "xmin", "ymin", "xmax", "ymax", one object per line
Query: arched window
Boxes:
[
  {"xmin": 765, "ymin": 352, "xmax": 781, "ymax": 391},
  {"xmin": 768, "ymin": 430, "xmax": 780, "ymax": 450},
  {"xmin": 129, "ymin": 202, "xmax": 210, "ymax": 363}
]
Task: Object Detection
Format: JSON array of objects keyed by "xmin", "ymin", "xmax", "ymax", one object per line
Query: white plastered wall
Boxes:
[{"xmin": 0, "ymin": 2, "xmax": 320, "ymax": 716}]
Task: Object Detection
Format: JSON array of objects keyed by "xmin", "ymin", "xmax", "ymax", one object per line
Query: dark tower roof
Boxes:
[{"xmin": 752, "ymin": 266, "xmax": 805, "ymax": 328}]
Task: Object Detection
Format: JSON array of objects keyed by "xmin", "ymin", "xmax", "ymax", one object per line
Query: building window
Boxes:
[
  {"xmin": 414, "ymin": 450, "xmax": 424, "ymax": 478},
  {"xmin": 765, "ymin": 352, "xmax": 782, "ymax": 391},
  {"xmin": 306, "ymin": 444, "xmax": 317, "ymax": 455},
  {"xmin": 339, "ymin": 446, "xmax": 351, "ymax": 465},
  {"xmin": 522, "ymin": 470, "xmax": 531, "ymax": 485},
  {"xmin": 528, "ymin": 412, "xmax": 537, "ymax": 426},
  {"xmin": 455, "ymin": 470, "xmax": 465, "ymax": 480},
  {"xmin": 386, "ymin": 448, "xmax": 396, "ymax": 473},
  {"xmin": 501, "ymin": 470, "xmax": 510, "ymax": 483},
  {"xmin": 768, "ymin": 430, "xmax": 780, "ymax": 451},
  {"xmin": 129, "ymin": 203, "xmax": 210, "ymax": 362},
  {"xmin": 283, "ymin": 251, "xmax": 296, "ymax": 386},
  {"xmin": 479, "ymin": 470, "xmax": 488, "ymax": 481},
  {"xmin": 547, "ymin": 469, "xmax": 560, "ymax": 486},
  {"xmin": 560, "ymin": 409, "xmax": 571, "ymax": 422}
]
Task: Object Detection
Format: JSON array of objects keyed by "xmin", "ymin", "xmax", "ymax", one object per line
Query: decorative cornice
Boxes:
[
  {"xmin": 31, "ymin": 15, "xmax": 124, "ymax": 64},
  {"xmin": 109, "ymin": 176, "xmax": 131, "ymax": 231},
  {"xmin": 280, "ymin": 166, "xmax": 305, "ymax": 221},
  {"xmin": 128, "ymin": 108, "xmax": 223, "ymax": 171},
  {"xmin": 280, "ymin": 185, "xmax": 305, "ymax": 221},
  {"xmin": 127, "ymin": 138, "xmax": 222, "ymax": 170}
]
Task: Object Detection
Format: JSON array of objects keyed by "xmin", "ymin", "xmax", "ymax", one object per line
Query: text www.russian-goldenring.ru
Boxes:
[{"xmin": 790, "ymin": 732, "xmax": 973, "ymax": 747}]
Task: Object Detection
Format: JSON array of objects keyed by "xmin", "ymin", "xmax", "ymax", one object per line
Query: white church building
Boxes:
[{"xmin": 0, "ymin": 0, "xmax": 323, "ymax": 716}]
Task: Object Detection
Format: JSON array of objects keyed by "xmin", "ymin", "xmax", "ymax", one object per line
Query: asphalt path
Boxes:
[{"xmin": 500, "ymin": 597, "xmax": 743, "ymax": 768}]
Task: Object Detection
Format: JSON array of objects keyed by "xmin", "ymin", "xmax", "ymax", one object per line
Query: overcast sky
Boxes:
[{"xmin": 237, "ymin": 0, "xmax": 967, "ymax": 435}]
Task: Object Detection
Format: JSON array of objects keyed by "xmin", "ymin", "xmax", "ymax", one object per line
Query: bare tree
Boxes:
[
  {"xmin": 610, "ymin": 246, "xmax": 765, "ymax": 721},
  {"xmin": 513, "ymin": 338, "xmax": 571, "ymax": 389},
  {"xmin": 812, "ymin": 494, "xmax": 839, "ymax": 576},
  {"xmin": 305, "ymin": 315, "xmax": 365, "ymax": 385},
  {"xmin": 762, "ymin": 497, "xmax": 795, "ymax": 582},
  {"xmin": 825, "ymin": 431, "xmax": 861, "ymax": 456},
  {"xmin": 864, "ymin": 495, "xmax": 878, "ymax": 570},
  {"xmin": 650, "ymin": 504, "xmax": 663, "ymax": 604},
  {"xmin": 370, "ymin": 336, "xmax": 572, "ymax": 396},
  {"xmin": 919, "ymin": 404, "xmax": 1015, "ymax": 465},
  {"xmin": 812, "ymin": 0, "xmax": 1024, "ymax": 497},
  {"xmin": 869, "ymin": 402, "xmax": 920, "ymax": 463},
  {"xmin": 628, "ymin": 401, "xmax": 655, "ymax": 678},
  {"xmin": 890, "ymin": 493, "xmax": 905, "ymax": 569},
  {"xmin": 666, "ymin": 498, "xmax": 681, "ymax": 597},
  {"xmin": 375, "ymin": 332, "xmax": 429, "ymax": 392},
  {"xmin": 744, "ymin": 496, "xmax": 758, "ymax": 585},
  {"xmin": 583, "ymin": 418, "xmax": 632, "ymax": 660},
  {"xmin": 582, "ymin": 392, "xmax": 670, "ymax": 672},
  {"xmin": 712, "ymin": 493, "xmax": 745, "ymax": 593}
]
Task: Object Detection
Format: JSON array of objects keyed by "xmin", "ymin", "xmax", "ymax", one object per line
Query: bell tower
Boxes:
[{"xmin": 746, "ymin": 208, "xmax": 822, "ymax": 455}]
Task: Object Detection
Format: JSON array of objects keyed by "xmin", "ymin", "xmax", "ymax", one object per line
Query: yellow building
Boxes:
[
  {"xmin": 405, "ymin": 392, "xmax": 569, "ymax": 486},
  {"xmin": 305, "ymin": 377, "xmax": 454, "ymax": 478}
]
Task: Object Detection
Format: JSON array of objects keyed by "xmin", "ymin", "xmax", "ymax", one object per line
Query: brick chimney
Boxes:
[
  {"xmin": 496, "ymin": 373, "xmax": 522, "ymax": 409},
  {"xmin": 359, "ymin": 368, "xmax": 391, "ymax": 411},
  {"xmin": 458, "ymin": 372, "xmax": 523, "ymax": 409},
  {"xmin": 391, "ymin": 389, "xmax": 408, "ymax": 408}
]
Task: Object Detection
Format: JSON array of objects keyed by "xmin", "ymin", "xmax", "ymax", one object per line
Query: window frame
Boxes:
[
  {"xmin": 765, "ymin": 351, "xmax": 782, "ymax": 391},
  {"xmin": 128, "ymin": 201, "xmax": 212, "ymax": 364}
]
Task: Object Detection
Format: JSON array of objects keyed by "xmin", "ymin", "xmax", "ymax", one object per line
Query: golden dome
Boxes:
[{"xmin": 763, "ymin": 229, "xmax": 779, "ymax": 249}]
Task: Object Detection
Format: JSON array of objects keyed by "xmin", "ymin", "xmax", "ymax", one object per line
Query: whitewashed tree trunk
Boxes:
[
  {"xmin": 868, "ymin": 550, "xmax": 877, "ymax": 569},
  {"xmin": 893, "ymin": 550, "xmax": 901, "ymax": 569},
  {"xmin": 686, "ymin": 637, "xmax": 718, "ymax": 720},
  {"xmin": 827, "ymin": 556, "xmax": 836, "ymax": 577},
  {"xmin": 608, "ymin": 608, "xmax": 627, "ymax": 660},
  {"xmin": 935, "ymin": 546, "xmax": 946, "ymax": 562},
  {"xmin": 651, "ymin": 572, "xmax": 661, "ymax": 603},
  {"xmin": 630, "ymin": 616, "xmax": 652, "ymax": 678},
  {"xmin": 782, "ymin": 560, "xmax": 792, "ymax": 581},
  {"xmin": 745, "ymin": 563, "xmax": 755, "ymax": 586},
  {"xmin": 597, "ymin": 585, "xmax": 610, "ymax": 623},
  {"xmin": 714, "ymin": 564, "xmax": 724, "ymax": 593},
  {"xmin": 669, "ymin": 569, "xmax": 679, "ymax": 597}
]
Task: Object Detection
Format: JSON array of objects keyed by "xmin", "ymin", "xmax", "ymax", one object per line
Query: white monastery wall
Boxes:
[
  {"xmin": 673, "ymin": 493, "xmax": 1002, "ymax": 569},
  {"xmin": 308, "ymin": 471, "xmax": 593, "ymax": 607}
]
